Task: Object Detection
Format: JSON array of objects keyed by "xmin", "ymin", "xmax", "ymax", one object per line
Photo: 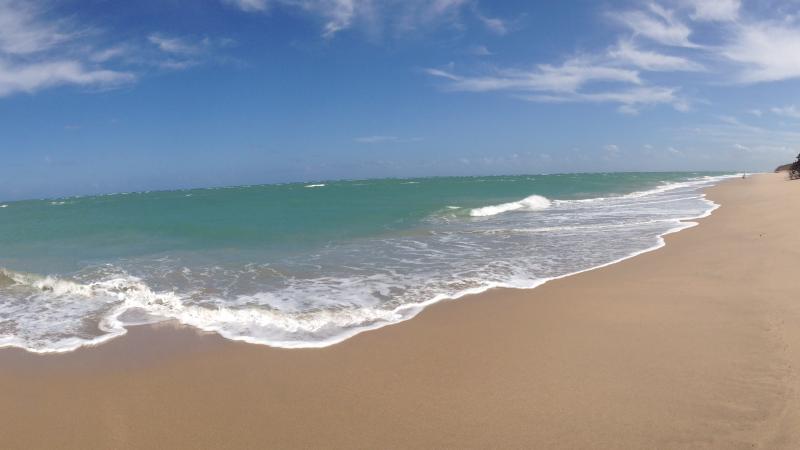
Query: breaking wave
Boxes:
[
  {"xmin": 0, "ymin": 173, "xmax": 740, "ymax": 354},
  {"xmin": 470, "ymin": 194, "xmax": 552, "ymax": 217}
]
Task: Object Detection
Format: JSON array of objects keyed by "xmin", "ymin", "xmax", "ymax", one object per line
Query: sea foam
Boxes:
[
  {"xmin": 0, "ymin": 173, "xmax": 740, "ymax": 354},
  {"xmin": 470, "ymin": 194, "xmax": 552, "ymax": 217}
]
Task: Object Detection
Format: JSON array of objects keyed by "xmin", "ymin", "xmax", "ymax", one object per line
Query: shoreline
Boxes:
[
  {"xmin": 2, "ymin": 173, "xmax": 799, "ymax": 448},
  {"xmin": 0, "ymin": 174, "xmax": 736, "ymax": 355}
]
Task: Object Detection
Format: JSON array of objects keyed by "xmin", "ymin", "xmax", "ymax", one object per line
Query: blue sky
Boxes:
[{"xmin": 1, "ymin": 0, "xmax": 799, "ymax": 200}]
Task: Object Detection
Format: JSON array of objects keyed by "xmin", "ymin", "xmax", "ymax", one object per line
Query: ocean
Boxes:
[{"xmin": 0, "ymin": 172, "xmax": 737, "ymax": 353}]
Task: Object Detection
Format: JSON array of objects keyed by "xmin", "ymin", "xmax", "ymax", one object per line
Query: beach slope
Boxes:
[{"xmin": 1, "ymin": 173, "xmax": 799, "ymax": 449}]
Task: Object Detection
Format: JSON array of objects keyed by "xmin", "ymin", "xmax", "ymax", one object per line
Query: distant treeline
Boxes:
[{"xmin": 776, "ymin": 154, "xmax": 800, "ymax": 180}]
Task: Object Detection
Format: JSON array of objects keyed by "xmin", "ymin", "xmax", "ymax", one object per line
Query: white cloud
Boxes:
[
  {"xmin": 771, "ymin": 105, "xmax": 800, "ymax": 118},
  {"xmin": 89, "ymin": 46, "xmax": 128, "ymax": 63},
  {"xmin": 0, "ymin": 59, "xmax": 133, "ymax": 96},
  {"xmin": 683, "ymin": 0, "xmax": 740, "ymax": 22},
  {"xmin": 224, "ymin": 0, "xmax": 269, "ymax": 12},
  {"xmin": 474, "ymin": 11, "xmax": 508, "ymax": 35},
  {"xmin": 422, "ymin": 1, "xmax": 800, "ymax": 113},
  {"xmin": 425, "ymin": 52, "xmax": 691, "ymax": 114},
  {"xmin": 722, "ymin": 22, "xmax": 800, "ymax": 83},
  {"xmin": 615, "ymin": 3, "xmax": 698, "ymax": 47},
  {"xmin": 0, "ymin": 1, "xmax": 72, "ymax": 55},
  {"xmin": 223, "ymin": 0, "xmax": 508, "ymax": 39},
  {"xmin": 354, "ymin": 135, "xmax": 422, "ymax": 144},
  {"xmin": 148, "ymin": 34, "xmax": 202, "ymax": 54},
  {"xmin": 355, "ymin": 135, "xmax": 399, "ymax": 143},
  {"xmin": 0, "ymin": 0, "xmax": 134, "ymax": 97},
  {"xmin": 426, "ymin": 57, "xmax": 641, "ymax": 93},
  {"xmin": 609, "ymin": 2, "xmax": 800, "ymax": 85},
  {"xmin": 679, "ymin": 116, "xmax": 800, "ymax": 164},
  {"xmin": 603, "ymin": 144, "xmax": 620, "ymax": 158},
  {"xmin": 315, "ymin": 0, "xmax": 359, "ymax": 39},
  {"xmin": 0, "ymin": 1, "xmax": 232, "ymax": 98},
  {"xmin": 143, "ymin": 34, "xmax": 232, "ymax": 70},
  {"xmin": 468, "ymin": 45, "xmax": 492, "ymax": 56},
  {"xmin": 608, "ymin": 40, "xmax": 703, "ymax": 71},
  {"xmin": 521, "ymin": 86, "xmax": 688, "ymax": 114}
]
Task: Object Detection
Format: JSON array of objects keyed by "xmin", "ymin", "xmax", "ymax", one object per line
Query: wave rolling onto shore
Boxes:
[{"xmin": 0, "ymin": 172, "xmax": 736, "ymax": 353}]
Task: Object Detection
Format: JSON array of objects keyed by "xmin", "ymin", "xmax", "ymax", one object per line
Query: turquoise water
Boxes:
[{"xmin": 0, "ymin": 172, "xmax": 735, "ymax": 353}]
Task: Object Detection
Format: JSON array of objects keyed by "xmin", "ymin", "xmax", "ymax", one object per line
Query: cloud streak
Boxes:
[
  {"xmin": 0, "ymin": 1, "xmax": 235, "ymax": 98},
  {"xmin": 771, "ymin": 105, "xmax": 800, "ymax": 118},
  {"xmin": 354, "ymin": 135, "xmax": 422, "ymax": 144},
  {"xmin": 683, "ymin": 0, "xmax": 740, "ymax": 22},
  {"xmin": 424, "ymin": 1, "xmax": 800, "ymax": 114},
  {"xmin": 614, "ymin": 3, "xmax": 698, "ymax": 48},
  {"xmin": 608, "ymin": 40, "xmax": 703, "ymax": 72},
  {"xmin": 425, "ymin": 52, "xmax": 689, "ymax": 114},
  {"xmin": 0, "ymin": 0, "xmax": 134, "ymax": 97},
  {"xmin": 721, "ymin": 21, "xmax": 800, "ymax": 83},
  {"xmin": 426, "ymin": 57, "xmax": 641, "ymax": 93},
  {"xmin": 223, "ymin": 0, "xmax": 510, "ymax": 39}
]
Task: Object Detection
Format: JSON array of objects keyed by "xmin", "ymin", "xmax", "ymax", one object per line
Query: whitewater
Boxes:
[{"xmin": 0, "ymin": 173, "xmax": 738, "ymax": 353}]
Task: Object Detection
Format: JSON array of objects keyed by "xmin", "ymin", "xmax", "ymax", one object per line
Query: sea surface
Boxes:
[{"xmin": 0, "ymin": 172, "xmax": 737, "ymax": 353}]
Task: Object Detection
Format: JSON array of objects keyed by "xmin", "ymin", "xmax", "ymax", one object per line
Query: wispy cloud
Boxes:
[
  {"xmin": 607, "ymin": 40, "xmax": 703, "ymax": 72},
  {"xmin": 679, "ymin": 115, "xmax": 800, "ymax": 162},
  {"xmin": 223, "ymin": 0, "xmax": 268, "ymax": 12},
  {"xmin": 425, "ymin": 53, "xmax": 691, "ymax": 114},
  {"xmin": 223, "ymin": 0, "xmax": 511, "ymax": 39},
  {"xmin": 0, "ymin": 0, "xmax": 133, "ymax": 97},
  {"xmin": 682, "ymin": 0, "xmax": 740, "ymax": 22},
  {"xmin": 0, "ymin": 1, "xmax": 74, "ymax": 55},
  {"xmin": 468, "ymin": 45, "xmax": 492, "ymax": 56},
  {"xmin": 721, "ymin": 21, "xmax": 800, "ymax": 83},
  {"xmin": 603, "ymin": 144, "xmax": 620, "ymax": 159},
  {"xmin": 423, "ymin": 1, "xmax": 800, "ymax": 114},
  {"xmin": 148, "ymin": 34, "xmax": 203, "ymax": 55},
  {"xmin": 426, "ymin": 57, "xmax": 641, "ymax": 93},
  {"xmin": 354, "ymin": 135, "xmax": 422, "ymax": 144},
  {"xmin": 614, "ymin": 3, "xmax": 698, "ymax": 48},
  {"xmin": 613, "ymin": 1, "xmax": 800, "ymax": 85},
  {"xmin": 142, "ymin": 34, "xmax": 233, "ymax": 71},
  {"xmin": 473, "ymin": 9, "xmax": 508, "ymax": 35},
  {"xmin": 0, "ymin": 59, "xmax": 133, "ymax": 97},
  {"xmin": 771, "ymin": 105, "xmax": 800, "ymax": 118},
  {"xmin": 520, "ymin": 86, "xmax": 688, "ymax": 114},
  {"xmin": 0, "ymin": 1, "xmax": 233, "ymax": 98}
]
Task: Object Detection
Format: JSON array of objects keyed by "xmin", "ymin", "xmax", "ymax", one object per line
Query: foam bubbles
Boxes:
[
  {"xmin": 470, "ymin": 194, "xmax": 552, "ymax": 217},
  {"xmin": 0, "ymin": 174, "xmax": 739, "ymax": 353}
]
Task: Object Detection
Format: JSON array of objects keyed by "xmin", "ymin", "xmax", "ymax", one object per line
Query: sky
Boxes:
[{"xmin": 1, "ymin": 0, "xmax": 799, "ymax": 200}]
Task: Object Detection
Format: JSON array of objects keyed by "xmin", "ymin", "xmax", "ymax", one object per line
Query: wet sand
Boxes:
[{"xmin": 1, "ymin": 173, "xmax": 799, "ymax": 449}]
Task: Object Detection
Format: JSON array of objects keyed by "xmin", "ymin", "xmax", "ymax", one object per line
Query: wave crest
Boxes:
[{"xmin": 470, "ymin": 194, "xmax": 551, "ymax": 217}]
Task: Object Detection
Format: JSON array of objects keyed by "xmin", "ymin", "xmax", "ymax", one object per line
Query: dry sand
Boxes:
[{"xmin": 1, "ymin": 173, "xmax": 799, "ymax": 449}]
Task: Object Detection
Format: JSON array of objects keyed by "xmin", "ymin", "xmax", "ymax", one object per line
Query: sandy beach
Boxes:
[{"xmin": 1, "ymin": 172, "xmax": 798, "ymax": 449}]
